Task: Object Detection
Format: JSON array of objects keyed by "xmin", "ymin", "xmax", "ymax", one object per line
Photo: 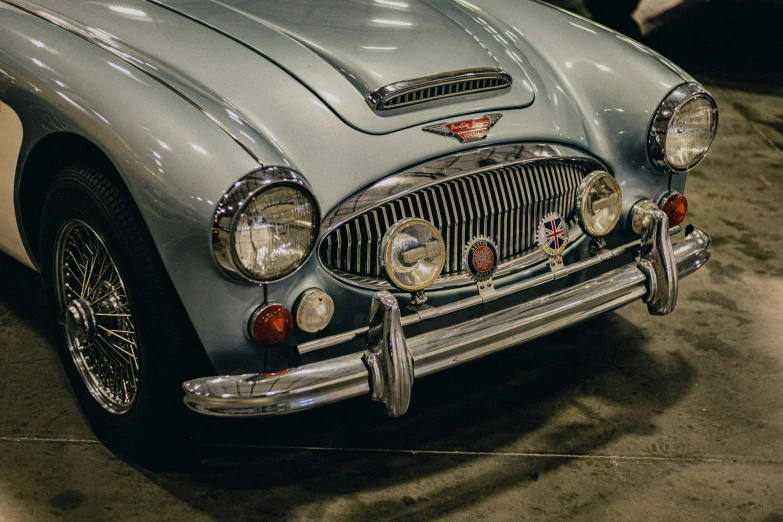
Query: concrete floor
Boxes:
[{"xmin": 1, "ymin": 1, "xmax": 782, "ymax": 520}]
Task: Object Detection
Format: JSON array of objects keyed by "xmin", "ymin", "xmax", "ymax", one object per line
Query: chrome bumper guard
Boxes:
[{"xmin": 183, "ymin": 213, "xmax": 710, "ymax": 418}]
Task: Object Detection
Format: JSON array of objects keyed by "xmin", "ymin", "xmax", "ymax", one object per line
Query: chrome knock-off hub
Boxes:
[{"xmin": 64, "ymin": 298, "xmax": 96, "ymax": 347}]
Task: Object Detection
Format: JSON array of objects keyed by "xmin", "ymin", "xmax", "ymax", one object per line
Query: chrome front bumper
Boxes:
[{"xmin": 183, "ymin": 213, "xmax": 710, "ymax": 418}]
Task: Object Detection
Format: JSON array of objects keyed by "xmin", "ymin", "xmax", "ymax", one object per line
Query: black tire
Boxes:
[{"xmin": 39, "ymin": 162, "xmax": 212, "ymax": 466}]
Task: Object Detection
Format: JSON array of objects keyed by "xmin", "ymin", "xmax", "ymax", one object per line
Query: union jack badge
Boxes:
[
  {"xmin": 422, "ymin": 114, "xmax": 502, "ymax": 143},
  {"xmin": 538, "ymin": 212, "xmax": 569, "ymax": 272}
]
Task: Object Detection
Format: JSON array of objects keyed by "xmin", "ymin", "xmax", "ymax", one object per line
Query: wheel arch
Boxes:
[{"xmin": 18, "ymin": 132, "xmax": 127, "ymax": 269}]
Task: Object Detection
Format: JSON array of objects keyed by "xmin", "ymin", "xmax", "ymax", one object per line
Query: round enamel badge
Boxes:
[
  {"xmin": 538, "ymin": 212, "xmax": 569, "ymax": 256},
  {"xmin": 463, "ymin": 236, "xmax": 498, "ymax": 282}
]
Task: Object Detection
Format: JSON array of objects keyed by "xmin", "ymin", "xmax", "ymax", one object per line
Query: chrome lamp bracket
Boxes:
[
  {"xmin": 363, "ymin": 291, "xmax": 415, "ymax": 417},
  {"xmin": 637, "ymin": 207, "xmax": 678, "ymax": 315}
]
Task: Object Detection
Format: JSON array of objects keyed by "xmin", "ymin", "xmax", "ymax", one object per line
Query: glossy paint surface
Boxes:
[
  {"xmin": 0, "ymin": 0, "xmax": 692, "ymax": 373},
  {"xmin": 148, "ymin": 0, "xmax": 537, "ymax": 134}
]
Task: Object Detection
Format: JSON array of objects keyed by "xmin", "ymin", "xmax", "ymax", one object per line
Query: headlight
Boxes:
[
  {"xmin": 380, "ymin": 218, "xmax": 445, "ymax": 292},
  {"xmin": 649, "ymin": 83, "xmax": 718, "ymax": 172},
  {"xmin": 213, "ymin": 168, "xmax": 320, "ymax": 283},
  {"xmin": 576, "ymin": 171, "xmax": 622, "ymax": 237}
]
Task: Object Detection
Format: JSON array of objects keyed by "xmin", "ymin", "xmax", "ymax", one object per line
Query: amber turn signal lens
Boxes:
[
  {"xmin": 249, "ymin": 304, "xmax": 293, "ymax": 345},
  {"xmin": 660, "ymin": 192, "xmax": 688, "ymax": 227}
]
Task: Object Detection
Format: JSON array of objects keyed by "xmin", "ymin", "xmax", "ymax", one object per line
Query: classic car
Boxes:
[{"xmin": 0, "ymin": 0, "xmax": 715, "ymax": 449}]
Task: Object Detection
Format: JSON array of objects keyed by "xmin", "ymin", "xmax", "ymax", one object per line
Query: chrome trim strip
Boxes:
[
  {"xmin": 304, "ymin": 233, "xmax": 631, "ymax": 354},
  {"xmin": 324, "ymin": 229, "xmax": 585, "ymax": 292},
  {"xmin": 365, "ymin": 67, "xmax": 512, "ymax": 110},
  {"xmin": 182, "ymin": 224, "xmax": 710, "ymax": 417},
  {"xmin": 302, "ymin": 223, "xmax": 683, "ymax": 354},
  {"xmin": 212, "ymin": 167, "xmax": 320, "ymax": 284}
]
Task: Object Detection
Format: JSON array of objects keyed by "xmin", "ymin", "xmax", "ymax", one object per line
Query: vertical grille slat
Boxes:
[{"xmin": 322, "ymin": 159, "xmax": 592, "ymax": 280}]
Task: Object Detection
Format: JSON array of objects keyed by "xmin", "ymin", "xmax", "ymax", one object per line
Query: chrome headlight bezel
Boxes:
[
  {"xmin": 648, "ymin": 82, "xmax": 719, "ymax": 173},
  {"xmin": 212, "ymin": 167, "xmax": 321, "ymax": 284}
]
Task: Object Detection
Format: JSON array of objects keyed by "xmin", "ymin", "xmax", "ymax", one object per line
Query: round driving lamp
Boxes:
[
  {"xmin": 576, "ymin": 171, "xmax": 622, "ymax": 237},
  {"xmin": 380, "ymin": 218, "xmax": 446, "ymax": 292},
  {"xmin": 213, "ymin": 168, "xmax": 321, "ymax": 284},
  {"xmin": 649, "ymin": 83, "xmax": 718, "ymax": 172}
]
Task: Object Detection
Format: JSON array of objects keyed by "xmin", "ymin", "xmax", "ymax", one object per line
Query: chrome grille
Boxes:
[{"xmin": 320, "ymin": 158, "xmax": 591, "ymax": 279}]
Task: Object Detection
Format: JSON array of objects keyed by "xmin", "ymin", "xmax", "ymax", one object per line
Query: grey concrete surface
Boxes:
[{"xmin": 1, "ymin": 1, "xmax": 782, "ymax": 520}]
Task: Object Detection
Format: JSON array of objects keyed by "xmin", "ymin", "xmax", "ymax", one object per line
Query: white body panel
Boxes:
[{"xmin": 0, "ymin": 101, "xmax": 33, "ymax": 269}]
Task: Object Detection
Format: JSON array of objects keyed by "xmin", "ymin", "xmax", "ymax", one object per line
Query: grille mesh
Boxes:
[
  {"xmin": 380, "ymin": 77, "xmax": 511, "ymax": 109},
  {"xmin": 320, "ymin": 159, "xmax": 589, "ymax": 279}
]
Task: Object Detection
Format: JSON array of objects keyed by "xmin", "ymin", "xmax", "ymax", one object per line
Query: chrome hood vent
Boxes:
[{"xmin": 365, "ymin": 68, "xmax": 512, "ymax": 111}]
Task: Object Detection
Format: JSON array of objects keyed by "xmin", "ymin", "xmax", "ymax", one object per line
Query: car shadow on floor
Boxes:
[
  {"xmin": 144, "ymin": 313, "xmax": 694, "ymax": 520},
  {"xmin": 0, "ymin": 253, "xmax": 59, "ymax": 346},
  {"xmin": 0, "ymin": 253, "xmax": 696, "ymax": 520}
]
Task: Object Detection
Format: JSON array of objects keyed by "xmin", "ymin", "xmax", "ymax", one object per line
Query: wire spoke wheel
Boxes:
[{"xmin": 54, "ymin": 219, "xmax": 139, "ymax": 414}]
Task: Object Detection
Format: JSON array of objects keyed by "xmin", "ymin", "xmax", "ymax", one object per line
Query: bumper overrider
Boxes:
[{"xmin": 182, "ymin": 208, "xmax": 710, "ymax": 417}]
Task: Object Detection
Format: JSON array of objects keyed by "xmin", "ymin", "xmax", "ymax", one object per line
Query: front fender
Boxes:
[
  {"xmin": 452, "ymin": 0, "xmax": 692, "ymax": 209},
  {"xmin": 0, "ymin": 2, "xmax": 266, "ymax": 372}
]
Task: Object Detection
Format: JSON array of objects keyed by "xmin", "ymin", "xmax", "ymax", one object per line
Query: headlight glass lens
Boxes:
[
  {"xmin": 381, "ymin": 219, "xmax": 445, "ymax": 292},
  {"xmin": 577, "ymin": 171, "xmax": 622, "ymax": 237},
  {"xmin": 665, "ymin": 95, "xmax": 718, "ymax": 171},
  {"xmin": 232, "ymin": 185, "xmax": 317, "ymax": 281}
]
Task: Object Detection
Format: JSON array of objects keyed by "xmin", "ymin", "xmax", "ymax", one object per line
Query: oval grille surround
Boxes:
[{"xmin": 319, "ymin": 158, "xmax": 597, "ymax": 285}]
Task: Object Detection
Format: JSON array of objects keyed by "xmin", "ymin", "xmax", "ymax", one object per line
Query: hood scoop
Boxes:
[
  {"xmin": 148, "ymin": 0, "xmax": 536, "ymax": 134},
  {"xmin": 365, "ymin": 67, "xmax": 512, "ymax": 111}
]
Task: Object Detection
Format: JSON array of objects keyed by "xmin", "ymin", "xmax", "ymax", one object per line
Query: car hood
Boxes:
[{"xmin": 148, "ymin": 0, "xmax": 536, "ymax": 134}]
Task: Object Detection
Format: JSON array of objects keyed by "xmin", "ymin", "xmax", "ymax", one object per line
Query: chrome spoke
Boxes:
[
  {"xmin": 90, "ymin": 285, "xmax": 124, "ymax": 306},
  {"xmin": 96, "ymin": 333, "xmax": 137, "ymax": 361},
  {"xmin": 97, "ymin": 325, "xmax": 136, "ymax": 346},
  {"xmin": 55, "ymin": 219, "xmax": 139, "ymax": 414}
]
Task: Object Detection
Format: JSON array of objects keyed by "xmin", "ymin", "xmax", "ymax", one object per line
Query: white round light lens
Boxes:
[
  {"xmin": 577, "ymin": 171, "xmax": 622, "ymax": 237},
  {"xmin": 296, "ymin": 288, "xmax": 334, "ymax": 333},
  {"xmin": 665, "ymin": 95, "xmax": 718, "ymax": 171},
  {"xmin": 381, "ymin": 219, "xmax": 446, "ymax": 292},
  {"xmin": 232, "ymin": 185, "xmax": 317, "ymax": 281}
]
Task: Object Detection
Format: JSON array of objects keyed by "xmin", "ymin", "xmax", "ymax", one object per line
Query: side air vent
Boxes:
[{"xmin": 365, "ymin": 67, "xmax": 512, "ymax": 111}]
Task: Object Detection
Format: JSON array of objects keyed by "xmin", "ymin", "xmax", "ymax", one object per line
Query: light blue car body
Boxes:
[{"xmin": 0, "ymin": 0, "xmax": 692, "ymax": 374}]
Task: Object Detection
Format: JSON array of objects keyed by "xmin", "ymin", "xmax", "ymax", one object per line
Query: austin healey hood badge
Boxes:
[
  {"xmin": 422, "ymin": 114, "xmax": 502, "ymax": 143},
  {"xmin": 538, "ymin": 212, "xmax": 569, "ymax": 272}
]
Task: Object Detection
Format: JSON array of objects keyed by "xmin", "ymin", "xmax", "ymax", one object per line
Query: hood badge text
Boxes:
[{"xmin": 422, "ymin": 114, "xmax": 502, "ymax": 143}]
